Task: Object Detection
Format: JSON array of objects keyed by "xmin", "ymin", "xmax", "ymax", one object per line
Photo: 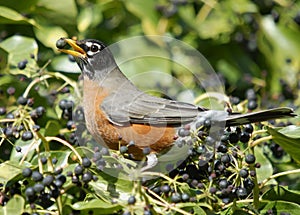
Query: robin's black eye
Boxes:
[{"xmin": 91, "ymin": 44, "xmax": 99, "ymax": 52}]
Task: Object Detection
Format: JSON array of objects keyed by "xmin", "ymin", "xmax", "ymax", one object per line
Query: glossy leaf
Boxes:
[
  {"xmin": 71, "ymin": 199, "xmax": 122, "ymax": 214},
  {"xmin": 267, "ymin": 126, "xmax": 300, "ymax": 163},
  {"xmin": 34, "ymin": 25, "xmax": 68, "ymax": 50},
  {"xmin": 0, "ymin": 6, "xmax": 36, "ymax": 25},
  {"xmin": 0, "ymin": 35, "xmax": 38, "ymax": 67},
  {"xmin": 255, "ymin": 146, "xmax": 274, "ymax": 184},
  {"xmin": 0, "ymin": 195, "xmax": 25, "ymax": 215},
  {"xmin": 262, "ymin": 186, "xmax": 300, "ymax": 204},
  {"xmin": 259, "ymin": 200, "xmax": 300, "ymax": 214}
]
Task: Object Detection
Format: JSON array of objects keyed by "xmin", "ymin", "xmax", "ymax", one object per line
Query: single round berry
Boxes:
[
  {"xmin": 25, "ymin": 187, "xmax": 35, "ymax": 198},
  {"xmin": 143, "ymin": 147, "xmax": 151, "ymax": 155},
  {"xmin": 54, "ymin": 179, "xmax": 63, "ymax": 188},
  {"xmin": 181, "ymin": 173, "xmax": 189, "ymax": 181},
  {"xmin": 40, "ymin": 157, "xmax": 47, "ymax": 164},
  {"xmin": 33, "ymin": 183, "xmax": 45, "ymax": 193},
  {"xmin": 52, "ymin": 157, "xmax": 58, "ymax": 164},
  {"xmin": 236, "ymin": 187, "xmax": 247, "ymax": 199},
  {"xmin": 65, "ymin": 100, "xmax": 74, "ymax": 110},
  {"xmin": 7, "ymin": 87, "xmax": 16, "ymax": 96},
  {"xmin": 244, "ymin": 178, "xmax": 255, "ymax": 190},
  {"xmin": 209, "ymin": 187, "xmax": 217, "ymax": 194},
  {"xmin": 35, "ymin": 106, "xmax": 45, "ymax": 117},
  {"xmin": 32, "ymin": 171, "xmax": 43, "ymax": 182},
  {"xmin": 221, "ymin": 154, "xmax": 231, "ymax": 164},
  {"xmin": 74, "ymin": 164, "xmax": 84, "ymax": 175},
  {"xmin": 82, "ymin": 171, "xmax": 93, "ymax": 183},
  {"xmin": 21, "ymin": 130, "xmax": 33, "ymax": 141},
  {"xmin": 22, "ymin": 168, "xmax": 32, "ymax": 177},
  {"xmin": 56, "ymin": 38, "xmax": 67, "ymax": 49},
  {"xmin": 245, "ymin": 154, "xmax": 256, "ymax": 164},
  {"xmin": 203, "ymin": 119, "xmax": 211, "ymax": 128},
  {"xmin": 119, "ymin": 146, "xmax": 128, "ymax": 154},
  {"xmin": 6, "ymin": 113, "xmax": 14, "ymax": 119},
  {"xmin": 181, "ymin": 193, "xmax": 189, "ymax": 202},
  {"xmin": 218, "ymin": 179, "xmax": 229, "ymax": 189},
  {"xmin": 239, "ymin": 168, "xmax": 249, "ymax": 178},
  {"xmin": 171, "ymin": 192, "xmax": 181, "ymax": 203},
  {"xmin": 247, "ymin": 100, "xmax": 258, "ymax": 110},
  {"xmin": 17, "ymin": 60, "xmax": 28, "ymax": 70},
  {"xmin": 222, "ymin": 197, "xmax": 231, "ymax": 204},
  {"xmin": 160, "ymin": 184, "xmax": 170, "ymax": 193},
  {"xmin": 128, "ymin": 195, "xmax": 136, "ymax": 205},
  {"xmin": 196, "ymin": 145, "xmax": 206, "ymax": 154},
  {"xmin": 82, "ymin": 157, "xmax": 92, "ymax": 168},
  {"xmin": 245, "ymin": 88, "xmax": 256, "ymax": 100},
  {"xmin": 244, "ymin": 124, "xmax": 253, "ymax": 134},
  {"xmin": 15, "ymin": 146, "xmax": 22, "ymax": 152},
  {"xmin": 17, "ymin": 96, "xmax": 28, "ymax": 105},
  {"xmin": 178, "ymin": 128, "xmax": 186, "ymax": 137},
  {"xmin": 4, "ymin": 127, "xmax": 13, "ymax": 137},
  {"xmin": 240, "ymin": 132, "xmax": 250, "ymax": 143},
  {"xmin": 0, "ymin": 107, "xmax": 6, "ymax": 115},
  {"xmin": 54, "ymin": 167, "xmax": 63, "ymax": 175},
  {"xmin": 217, "ymin": 143, "xmax": 228, "ymax": 153},
  {"xmin": 58, "ymin": 99, "xmax": 68, "ymax": 110},
  {"xmin": 229, "ymin": 132, "xmax": 239, "ymax": 144},
  {"xmin": 66, "ymin": 120, "xmax": 76, "ymax": 130}
]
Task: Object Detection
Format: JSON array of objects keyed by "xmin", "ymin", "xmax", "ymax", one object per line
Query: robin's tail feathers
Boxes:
[{"xmin": 225, "ymin": 107, "xmax": 297, "ymax": 126}]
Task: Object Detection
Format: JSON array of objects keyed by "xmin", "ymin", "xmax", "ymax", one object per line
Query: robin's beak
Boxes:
[{"xmin": 58, "ymin": 39, "xmax": 87, "ymax": 59}]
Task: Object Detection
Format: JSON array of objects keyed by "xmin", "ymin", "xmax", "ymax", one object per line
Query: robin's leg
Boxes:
[{"xmin": 141, "ymin": 153, "xmax": 158, "ymax": 172}]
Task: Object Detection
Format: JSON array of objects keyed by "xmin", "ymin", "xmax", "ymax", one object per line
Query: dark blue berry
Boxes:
[
  {"xmin": 128, "ymin": 195, "xmax": 136, "ymax": 205},
  {"xmin": 22, "ymin": 168, "xmax": 32, "ymax": 177},
  {"xmin": 22, "ymin": 130, "xmax": 33, "ymax": 141},
  {"xmin": 245, "ymin": 154, "xmax": 256, "ymax": 164}
]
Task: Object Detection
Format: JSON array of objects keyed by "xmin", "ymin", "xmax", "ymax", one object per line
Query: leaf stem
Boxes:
[
  {"xmin": 45, "ymin": 136, "xmax": 82, "ymax": 163},
  {"xmin": 144, "ymin": 186, "xmax": 192, "ymax": 215},
  {"xmin": 250, "ymin": 135, "xmax": 273, "ymax": 148},
  {"xmin": 260, "ymin": 168, "xmax": 300, "ymax": 188}
]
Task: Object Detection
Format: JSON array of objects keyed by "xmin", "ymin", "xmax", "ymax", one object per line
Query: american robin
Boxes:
[{"xmin": 57, "ymin": 38, "xmax": 296, "ymax": 163}]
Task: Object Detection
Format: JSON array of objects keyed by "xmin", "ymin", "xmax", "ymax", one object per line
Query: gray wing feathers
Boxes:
[{"xmin": 101, "ymin": 91, "xmax": 199, "ymax": 126}]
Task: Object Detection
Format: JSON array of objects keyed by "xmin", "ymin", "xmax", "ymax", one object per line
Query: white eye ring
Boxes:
[
  {"xmin": 86, "ymin": 42, "xmax": 101, "ymax": 56},
  {"xmin": 91, "ymin": 44, "xmax": 100, "ymax": 52}
]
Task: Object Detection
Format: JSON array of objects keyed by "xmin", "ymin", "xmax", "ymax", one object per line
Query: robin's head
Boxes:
[{"xmin": 58, "ymin": 38, "xmax": 117, "ymax": 80}]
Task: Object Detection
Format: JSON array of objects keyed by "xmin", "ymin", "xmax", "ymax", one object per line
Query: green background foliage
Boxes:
[{"xmin": 0, "ymin": 0, "xmax": 300, "ymax": 214}]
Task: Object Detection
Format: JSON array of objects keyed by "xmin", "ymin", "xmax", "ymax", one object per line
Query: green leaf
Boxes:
[
  {"xmin": 10, "ymin": 138, "xmax": 39, "ymax": 162},
  {"xmin": 51, "ymin": 56, "xmax": 81, "ymax": 73},
  {"xmin": 267, "ymin": 126, "xmax": 300, "ymax": 163},
  {"xmin": 34, "ymin": 0, "xmax": 77, "ymax": 25},
  {"xmin": 255, "ymin": 146, "xmax": 274, "ymax": 184},
  {"xmin": 31, "ymin": 150, "xmax": 72, "ymax": 168},
  {"xmin": 124, "ymin": 0, "xmax": 159, "ymax": 35},
  {"xmin": 44, "ymin": 120, "xmax": 62, "ymax": 136},
  {"xmin": 77, "ymin": 6, "xmax": 103, "ymax": 33},
  {"xmin": 259, "ymin": 200, "xmax": 300, "ymax": 214},
  {"xmin": 262, "ymin": 186, "xmax": 300, "ymax": 205},
  {"xmin": 258, "ymin": 16, "xmax": 300, "ymax": 94},
  {"xmin": 0, "ymin": 161, "xmax": 27, "ymax": 184},
  {"xmin": 0, "ymin": 47, "xmax": 8, "ymax": 72},
  {"xmin": 0, "ymin": 6, "xmax": 36, "ymax": 25},
  {"xmin": 34, "ymin": 25, "xmax": 68, "ymax": 50},
  {"xmin": 0, "ymin": 195, "xmax": 25, "ymax": 215},
  {"xmin": 70, "ymin": 199, "xmax": 122, "ymax": 214},
  {"xmin": 0, "ymin": 35, "xmax": 38, "ymax": 67}
]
